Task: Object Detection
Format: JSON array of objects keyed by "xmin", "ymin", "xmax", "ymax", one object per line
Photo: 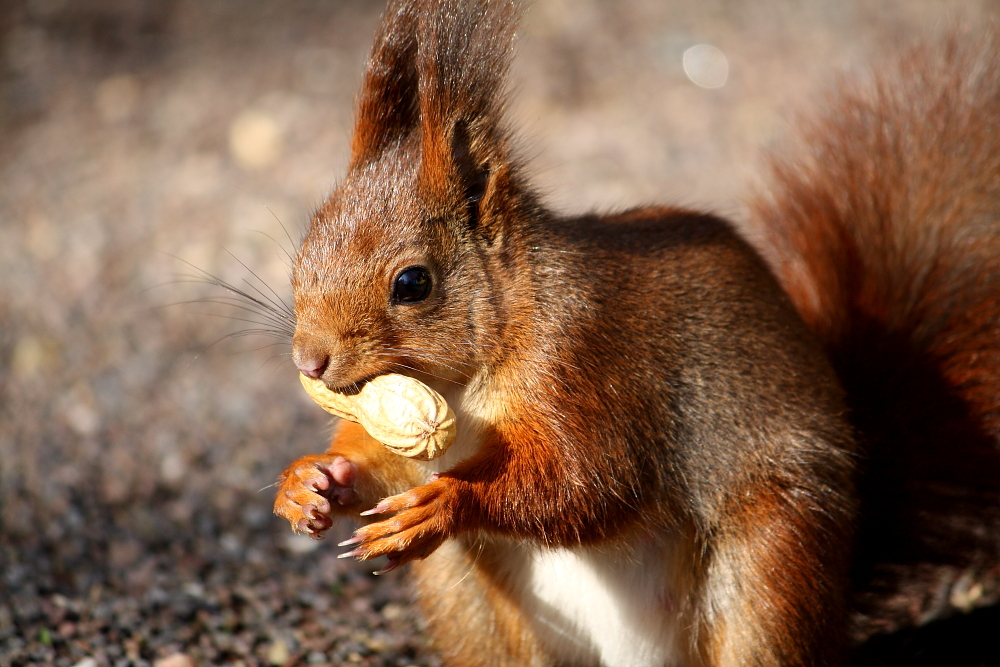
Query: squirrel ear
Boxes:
[
  {"xmin": 451, "ymin": 120, "xmax": 491, "ymax": 232},
  {"xmin": 414, "ymin": 0, "xmax": 521, "ymax": 239},
  {"xmin": 349, "ymin": 0, "xmax": 420, "ymax": 168}
]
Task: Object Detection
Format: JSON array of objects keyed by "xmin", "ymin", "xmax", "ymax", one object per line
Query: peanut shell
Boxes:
[{"xmin": 299, "ymin": 373, "xmax": 456, "ymax": 460}]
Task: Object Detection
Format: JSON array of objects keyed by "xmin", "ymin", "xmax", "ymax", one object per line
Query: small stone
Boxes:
[
  {"xmin": 160, "ymin": 451, "xmax": 187, "ymax": 486},
  {"xmin": 154, "ymin": 656, "xmax": 195, "ymax": 667},
  {"xmin": 950, "ymin": 579, "xmax": 985, "ymax": 612},
  {"xmin": 267, "ymin": 639, "xmax": 290, "ymax": 666},
  {"xmin": 381, "ymin": 602, "xmax": 404, "ymax": 621},
  {"xmin": 682, "ymin": 44, "xmax": 729, "ymax": 89},
  {"xmin": 283, "ymin": 533, "xmax": 321, "ymax": 555},
  {"xmin": 182, "ymin": 582, "xmax": 204, "ymax": 598},
  {"xmin": 229, "ymin": 109, "xmax": 282, "ymax": 170},
  {"xmin": 12, "ymin": 335, "xmax": 60, "ymax": 379}
]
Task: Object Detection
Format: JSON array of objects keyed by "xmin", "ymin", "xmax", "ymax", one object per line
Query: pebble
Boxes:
[
  {"xmin": 267, "ymin": 639, "xmax": 290, "ymax": 666},
  {"xmin": 154, "ymin": 654, "xmax": 195, "ymax": 667},
  {"xmin": 229, "ymin": 109, "xmax": 283, "ymax": 170}
]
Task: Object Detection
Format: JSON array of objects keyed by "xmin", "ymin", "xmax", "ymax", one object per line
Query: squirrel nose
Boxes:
[{"xmin": 294, "ymin": 349, "xmax": 329, "ymax": 379}]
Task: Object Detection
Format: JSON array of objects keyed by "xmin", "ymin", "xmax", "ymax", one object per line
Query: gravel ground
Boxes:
[{"xmin": 2, "ymin": 1, "xmax": 1000, "ymax": 666}]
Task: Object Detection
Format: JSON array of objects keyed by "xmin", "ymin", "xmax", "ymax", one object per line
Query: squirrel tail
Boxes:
[{"xmin": 746, "ymin": 30, "xmax": 1000, "ymax": 635}]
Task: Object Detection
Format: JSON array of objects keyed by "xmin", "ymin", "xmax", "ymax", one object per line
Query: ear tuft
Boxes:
[
  {"xmin": 410, "ymin": 0, "xmax": 522, "ymax": 241},
  {"xmin": 350, "ymin": 0, "xmax": 421, "ymax": 168},
  {"xmin": 351, "ymin": 0, "xmax": 530, "ymax": 242},
  {"xmin": 351, "ymin": 0, "xmax": 521, "ymax": 172}
]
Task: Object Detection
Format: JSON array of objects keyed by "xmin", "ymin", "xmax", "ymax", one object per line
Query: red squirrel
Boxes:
[{"xmin": 272, "ymin": 1, "xmax": 1000, "ymax": 665}]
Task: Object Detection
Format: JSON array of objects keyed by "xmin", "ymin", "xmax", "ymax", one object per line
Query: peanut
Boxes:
[{"xmin": 299, "ymin": 373, "xmax": 456, "ymax": 461}]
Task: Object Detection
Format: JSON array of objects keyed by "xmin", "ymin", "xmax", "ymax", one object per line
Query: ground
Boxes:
[{"xmin": 1, "ymin": 1, "xmax": 999, "ymax": 665}]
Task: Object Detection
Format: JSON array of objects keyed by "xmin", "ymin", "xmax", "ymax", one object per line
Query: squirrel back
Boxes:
[{"xmin": 746, "ymin": 32, "xmax": 1000, "ymax": 635}]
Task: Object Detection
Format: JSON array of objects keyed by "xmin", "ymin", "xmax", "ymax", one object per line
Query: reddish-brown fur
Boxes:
[
  {"xmin": 273, "ymin": 1, "xmax": 1000, "ymax": 664},
  {"xmin": 745, "ymin": 31, "xmax": 1000, "ymax": 636}
]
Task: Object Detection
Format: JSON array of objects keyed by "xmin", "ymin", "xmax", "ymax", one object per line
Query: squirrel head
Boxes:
[{"xmin": 291, "ymin": 0, "xmax": 536, "ymax": 391}]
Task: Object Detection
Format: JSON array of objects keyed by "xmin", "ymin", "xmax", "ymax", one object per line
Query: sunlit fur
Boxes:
[{"xmin": 271, "ymin": 1, "xmax": 1000, "ymax": 665}]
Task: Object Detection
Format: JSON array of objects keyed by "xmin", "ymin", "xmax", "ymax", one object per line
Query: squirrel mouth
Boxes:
[
  {"xmin": 326, "ymin": 378, "xmax": 369, "ymax": 396},
  {"xmin": 325, "ymin": 362, "xmax": 419, "ymax": 395},
  {"xmin": 327, "ymin": 372, "xmax": 393, "ymax": 396}
]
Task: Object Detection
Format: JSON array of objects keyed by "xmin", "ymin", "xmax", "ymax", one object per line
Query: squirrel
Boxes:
[{"xmin": 271, "ymin": 1, "xmax": 1000, "ymax": 665}]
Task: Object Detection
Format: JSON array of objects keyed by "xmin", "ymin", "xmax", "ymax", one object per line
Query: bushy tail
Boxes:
[{"xmin": 746, "ymin": 30, "xmax": 1000, "ymax": 637}]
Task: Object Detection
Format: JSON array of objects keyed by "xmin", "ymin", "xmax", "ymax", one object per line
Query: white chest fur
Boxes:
[{"xmin": 507, "ymin": 539, "xmax": 683, "ymax": 667}]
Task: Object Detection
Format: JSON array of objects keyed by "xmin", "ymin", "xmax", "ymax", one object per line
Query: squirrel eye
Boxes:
[{"xmin": 393, "ymin": 267, "xmax": 432, "ymax": 303}]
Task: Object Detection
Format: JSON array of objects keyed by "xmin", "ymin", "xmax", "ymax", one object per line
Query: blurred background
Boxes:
[{"xmin": 2, "ymin": 1, "xmax": 999, "ymax": 665}]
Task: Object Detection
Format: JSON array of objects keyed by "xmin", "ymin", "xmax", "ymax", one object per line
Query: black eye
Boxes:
[{"xmin": 392, "ymin": 267, "xmax": 432, "ymax": 303}]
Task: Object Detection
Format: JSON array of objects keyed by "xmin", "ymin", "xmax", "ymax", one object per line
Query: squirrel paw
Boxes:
[
  {"xmin": 338, "ymin": 479, "xmax": 456, "ymax": 573},
  {"xmin": 273, "ymin": 454, "xmax": 358, "ymax": 539}
]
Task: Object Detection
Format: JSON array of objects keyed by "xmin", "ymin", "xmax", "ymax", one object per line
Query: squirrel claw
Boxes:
[
  {"xmin": 359, "ymin": 500, "xmax": 391, "ymax": 516},
  {"xmin": 309, "ymin": 475, "xmax": 330, "ymax": 492},
  {"xmin": 343, "ymin": 479, "xmax": 457, "ymax": 565},
  {"xmin": 338, "ymin": 548, "xmax": 365, "ymax": 559},
  {"xmin": 374, "ymin": 557, "xmax": 401, "ymax": 575}
]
